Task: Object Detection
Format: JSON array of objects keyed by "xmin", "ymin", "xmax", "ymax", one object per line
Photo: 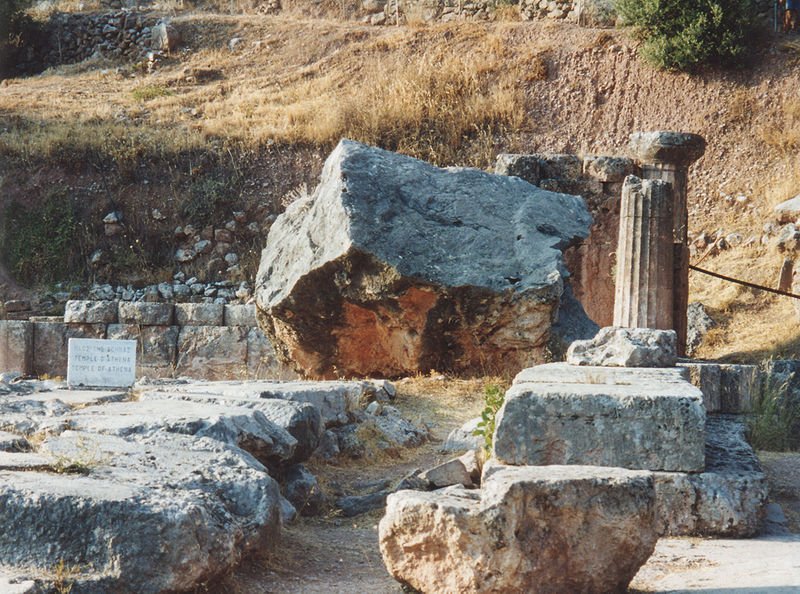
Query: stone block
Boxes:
[
  {"xmin": 719, "ymin": 364, "xmax": 760, "ymax": 414},
  {"xmin": 32, "ymin": 322, "xmax": 105, "ymax": 377},
  {"xmin": 63, "ymin": 300, "xmax": 118, "ymax": 324},
  {"xmin": 583, "ymin": 155, "xmax": 639, "ymax": 182},
  {"xmin": 118, "ymin": 302, "xmax": 173, "ymax": 326},
  {"xmin": 653, "ymin": 416, "xmax": 767, "ymax": 537},
  {"xmin": 494, "ymin": 153, "xmax": 541, "ymax": 185},
  {"xmin": 494, "ymin": 362, "xmax": 705, "ymax": 472},
  {"xmin": 174, "ymin": 303, "xmax": 224, "ymax": 326},
  {"xmin": 380, "ymin": 464, "xmax": 657, "ymax": 594},
  {"xmin": 106, "ymin": 324, "xmax": 179, "ymax": 375},
  {"xmin": 0, "ymin": 321, "xmax": 33, "ymax": 375},
  {"xmin": 678, "ymin": 361, "xmax": 722, "ymax": 413},
  {"xmin": 175, "ymin": 326, "xmax": 248, "ymax": 380},
  {"xmin": 224, "ymin": 304, "xmax": 258, "ymax": 327}
]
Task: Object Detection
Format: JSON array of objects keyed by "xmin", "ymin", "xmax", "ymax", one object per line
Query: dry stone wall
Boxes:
[{"xmin": 0, "ymin": 301, "xmax": 295, "ymax": 381}]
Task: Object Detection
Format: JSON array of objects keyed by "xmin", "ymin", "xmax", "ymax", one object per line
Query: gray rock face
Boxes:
[
  {"xmin": 0, "ymin": 431, "xmax": 280, "ymax": 594},
  {"xmin": 224, "ymin": 304, "xmax": 258, "ymax": 327},
  {"xmin": 138, "ymin": 390, "xmax": 323, "ymax": 464},
  {"xmin": 175, "ymin": 326, "xmax": 249, "ymax": 380},
  {"xmin": 174, "ymin": 303, "xmax": 224, "ymax": 326},
  {"xmin": 686, "ymin": 302, "xmax": 715, "ymax": 356},
  {"xmin": 283, "ymin": 463, "xmax": 326, "ymax": 516},
  {"xmin": 566, "ymin": 326, "xmax": 678, "ymax": 367},
  {"xmin": 442, "ymin": 417, "xmax": 482, "ymax": 453},
  {"xmin": 380, "ymin": 464, "xmax": 657, "ymax": 594},
  {"xmin": 40, "ymin": 399, "xmax": 297, "ymax": 470},
  {"xmin": 494, "ymin": 363, "xmax": 705, "ymax": 471},
  {"xmin": 256, "ymin": 139, "xmax": 592, "ymax": 378}
]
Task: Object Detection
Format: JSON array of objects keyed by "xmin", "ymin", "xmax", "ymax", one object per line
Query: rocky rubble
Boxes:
[{"xmin": 0, "ymin": 374, "xmax": 425, "ymax": 592}]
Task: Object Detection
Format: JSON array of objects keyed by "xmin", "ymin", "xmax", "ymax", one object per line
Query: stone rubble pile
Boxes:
[
  {"xmin": 380, "ymin": 327, "xmax": 769, "ymax": 593},
  {"xmin": 0, "ymin": 374, "xmax": 424, "ymax": 592}
]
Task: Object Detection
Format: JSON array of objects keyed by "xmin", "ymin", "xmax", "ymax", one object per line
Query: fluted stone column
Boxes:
[
  {"xmin": 614, "ymin": 176, "xmax": 675, "ymax": 330},
  {"xmin": 629, "ymin": 131, "xmax": 706, "ymax": 356}
]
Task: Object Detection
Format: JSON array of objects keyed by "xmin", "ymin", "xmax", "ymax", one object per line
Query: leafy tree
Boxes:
[
  {"xmin": 0, "ymin": 0, "xmax": 33, "ymax": 78},
  {"xmin": 614, "ymin": 0, "xmax": 760, "ymax": 71}
]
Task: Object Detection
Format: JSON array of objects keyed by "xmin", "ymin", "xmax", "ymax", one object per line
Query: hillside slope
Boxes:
[{"xmin": 1, "ymin": 12, "xmax": 799, "ymax": 361}]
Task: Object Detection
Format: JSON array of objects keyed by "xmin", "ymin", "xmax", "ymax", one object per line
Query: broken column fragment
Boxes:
[
  {"xmin": 255, "ymin": 139, "xmax": 593, "ymax": 378},
  {"xmin": 629, "ymin": 131, "xmax": 706, "ymax": 354}
]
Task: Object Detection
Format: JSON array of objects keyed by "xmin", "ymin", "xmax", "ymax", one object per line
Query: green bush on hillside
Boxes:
[
  {"xmin": 1, "ymin": 0, "xmax": 33, "ymax": 78},
  {"xmin": 614, "ymin": 0, "xmax": 760, "ymax": 71}
]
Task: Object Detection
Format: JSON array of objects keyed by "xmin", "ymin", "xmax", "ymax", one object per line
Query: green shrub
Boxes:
[
  {"xmin": 473, "ymin": 384, "xmax": 505, "ymax": 454},
  {"xmin": 0, "ymin": 190, "xmax": 85, "ymax": 285},
  {"xmin": 0, "ymin": 0, "xmax": 34, "ymax": 78},
  {"xmin": 614, "ymin": 0, "xmax": 760, "ymax": 71},
  {"xmin": 748, "ymin": 372, "xmax": 800, "ymax": 452}
]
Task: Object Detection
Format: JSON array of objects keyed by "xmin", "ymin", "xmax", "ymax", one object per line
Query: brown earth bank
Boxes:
[{"xmin": 2, "ymin": 12, "xmax": 800, "ymax": 357}]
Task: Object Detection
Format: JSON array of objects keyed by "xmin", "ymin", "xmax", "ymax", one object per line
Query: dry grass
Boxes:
[
  {"xmin": 760, "ymin": 98, "xmax": 800, "ymax": 155},
  {"xmin": 0, "ymin": 18, "xmax": 542, "ymax": 169}
]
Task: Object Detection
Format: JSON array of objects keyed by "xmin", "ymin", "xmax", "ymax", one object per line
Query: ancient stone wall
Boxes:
[{"xmin": 0, "ymin": 301, "xmax": 294, "ymax": 381}]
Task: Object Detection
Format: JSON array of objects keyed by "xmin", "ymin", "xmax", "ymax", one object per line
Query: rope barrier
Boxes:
[{"xmin": 689, "ymin": 264, "xmax": 800, "ymax": 300}]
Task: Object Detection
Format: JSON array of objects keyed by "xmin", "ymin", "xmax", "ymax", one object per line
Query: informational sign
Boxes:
[{"xmin": 67, "ymin": 338, "xmax": 137, "ymax": 388}]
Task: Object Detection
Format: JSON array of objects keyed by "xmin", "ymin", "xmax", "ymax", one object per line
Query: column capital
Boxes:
[{"xmin": 629, "ymin": 131, "xmax": 706, "ymax": 167}]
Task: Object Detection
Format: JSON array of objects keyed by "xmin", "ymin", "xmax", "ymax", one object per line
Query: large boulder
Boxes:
[
  {"xmin": 256, "ymin": 140, "xmax": 592, "ymax": 378},
  {"xmin": 379, "ymin": 464, "xmax": 657, "ymax": 594}
]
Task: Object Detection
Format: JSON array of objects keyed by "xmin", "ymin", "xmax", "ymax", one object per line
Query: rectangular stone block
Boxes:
[
  {"xmin": 174, "ymin": 303, "xmax": 224, "ymax": 326},
  {"xmin": 0, "ymin": 321, "xmax": 33, "ymax": 375},
  {"xmin": 496, "ymin": 362, "xmax": 705, "ymax": 472},
  {"xmin": 175, "ymin": 326, "xmax": 248, "ymax": 380},
  {"xmin": 224, "ymin": 304, "xmax": 258, "ymax": 327},
  {"xmin": 63, "ymin": 300, "xmax": 118, "ymax": 324},
  {"xmin": 677, "ymin": 362, "xmax": 722, "ymax": 413},
  {"xmin": 33, "ymin": 322, "xmax": 106, "ymax": 377},
  {"xmin": 106, "ymin": 324, "xmax": 179, "ymax": 376},
  {"xmin": 719, "ymin": 364, "xmax": 760, "ymax": 414},
  {"xmin": 118, "ymin": 302, "xmax": 173, "ymax": 326}
]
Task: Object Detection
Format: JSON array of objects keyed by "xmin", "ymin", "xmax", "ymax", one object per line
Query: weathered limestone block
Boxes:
[
  {"xmin": 653, "ymin": 416, "xmax": 767, "ymax": 537},
  {"xmin": 225, "ymin": 303, "xmax": 258, "ymax": 327},
  {"xmin": 566, "ymin": 326, "xmax": 678, "ymax": 368},
  {"xmin": 256, "ymin": 140, "xmax": 592, "ymax": 378},
  {"xmin": 719, "ymin": 363, "xmax": 760, "ymax": 414},
  {"xmin": 175, "ymin": 326, "xmax": 248, "ymax": 380},
  {"xmin": 678, "ymin": 361, "xmax": 722, "ymax": 412},
  {"xmin": 107, "ymin": 324, "xmax": 179, "ymax": 375},
  {"xmin": 118, "ymin": 302, "xmax": 173, "ymax": 326},
  {"xmin": 0, "ymin": 431, "xmax": 280, "ymax": 593},
  {"xmin": 40, "ymin": 399, "xmax": 297, "ymax": 469},
  {"xmin": 494, "ymin": 362, "xmax": 705, "ymax": 471},
  {"xmin": 137, "ymin": 379, "xmax": 371, "ymax": 427},
  {"xmin": 32, "ymin": 321, "xmax": 105, "ymax": 377},
  {"xmin": 247, "ymin": 327, "xmax": 296, "ymax": 380},
  {"xmin": 494, "ymin": 153, "xmax": 541, "ymax": 185},
  {"xmin": 582, "ymin": 155, "xmax": 638, "ymax": 182},
  {"xmin": 380, "ymin": 464, "xmax": 657, "ymax": 594},
  {"xmin": 138, "ymin": 390, "xmax": 323, "ymax": 464},
  {"xmin": 0, "ymin": 321, "xmax": 32, "ymax": 375},
  {"xmin": 174, "ymin": 303, "xmax": 224, "ymax": 326},
  {"xmin": 63, "ymin": 300, "xmax": 118, "ymax": 324},
  {"xmin": 442, "ymin": 417, "xmax": 482, "ymax": 452}
]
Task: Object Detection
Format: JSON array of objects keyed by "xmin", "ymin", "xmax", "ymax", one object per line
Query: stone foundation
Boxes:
[{"xmin": 0, "ymin": 301, "xmax": 294, "ymax": 381}]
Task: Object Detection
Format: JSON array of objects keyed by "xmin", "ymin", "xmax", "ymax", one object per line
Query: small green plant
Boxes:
[
  {"xmin": 473, "ymin": 383, "xmax": 505, "ymax": 454},
  {"xmin": 748, "ymin": 372, "xmax": 800, "ymax": 452},
  {"xmin": 131, "ymin": 85, "xmax": 174, "ymax": 102},
  {"xmin": 614, "ymin": 0, "xmax": 760, "ymax": 71}
]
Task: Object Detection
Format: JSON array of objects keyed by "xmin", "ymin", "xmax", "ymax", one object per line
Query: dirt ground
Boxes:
[{"xmin": 200, "ymin": 378, "xmax": 800, "ymax": 594}]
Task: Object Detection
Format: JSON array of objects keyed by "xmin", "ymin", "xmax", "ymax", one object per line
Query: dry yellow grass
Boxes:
[{"xmin": 0, "ymin": 18, "xmax": 543, "ymax": 168}]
